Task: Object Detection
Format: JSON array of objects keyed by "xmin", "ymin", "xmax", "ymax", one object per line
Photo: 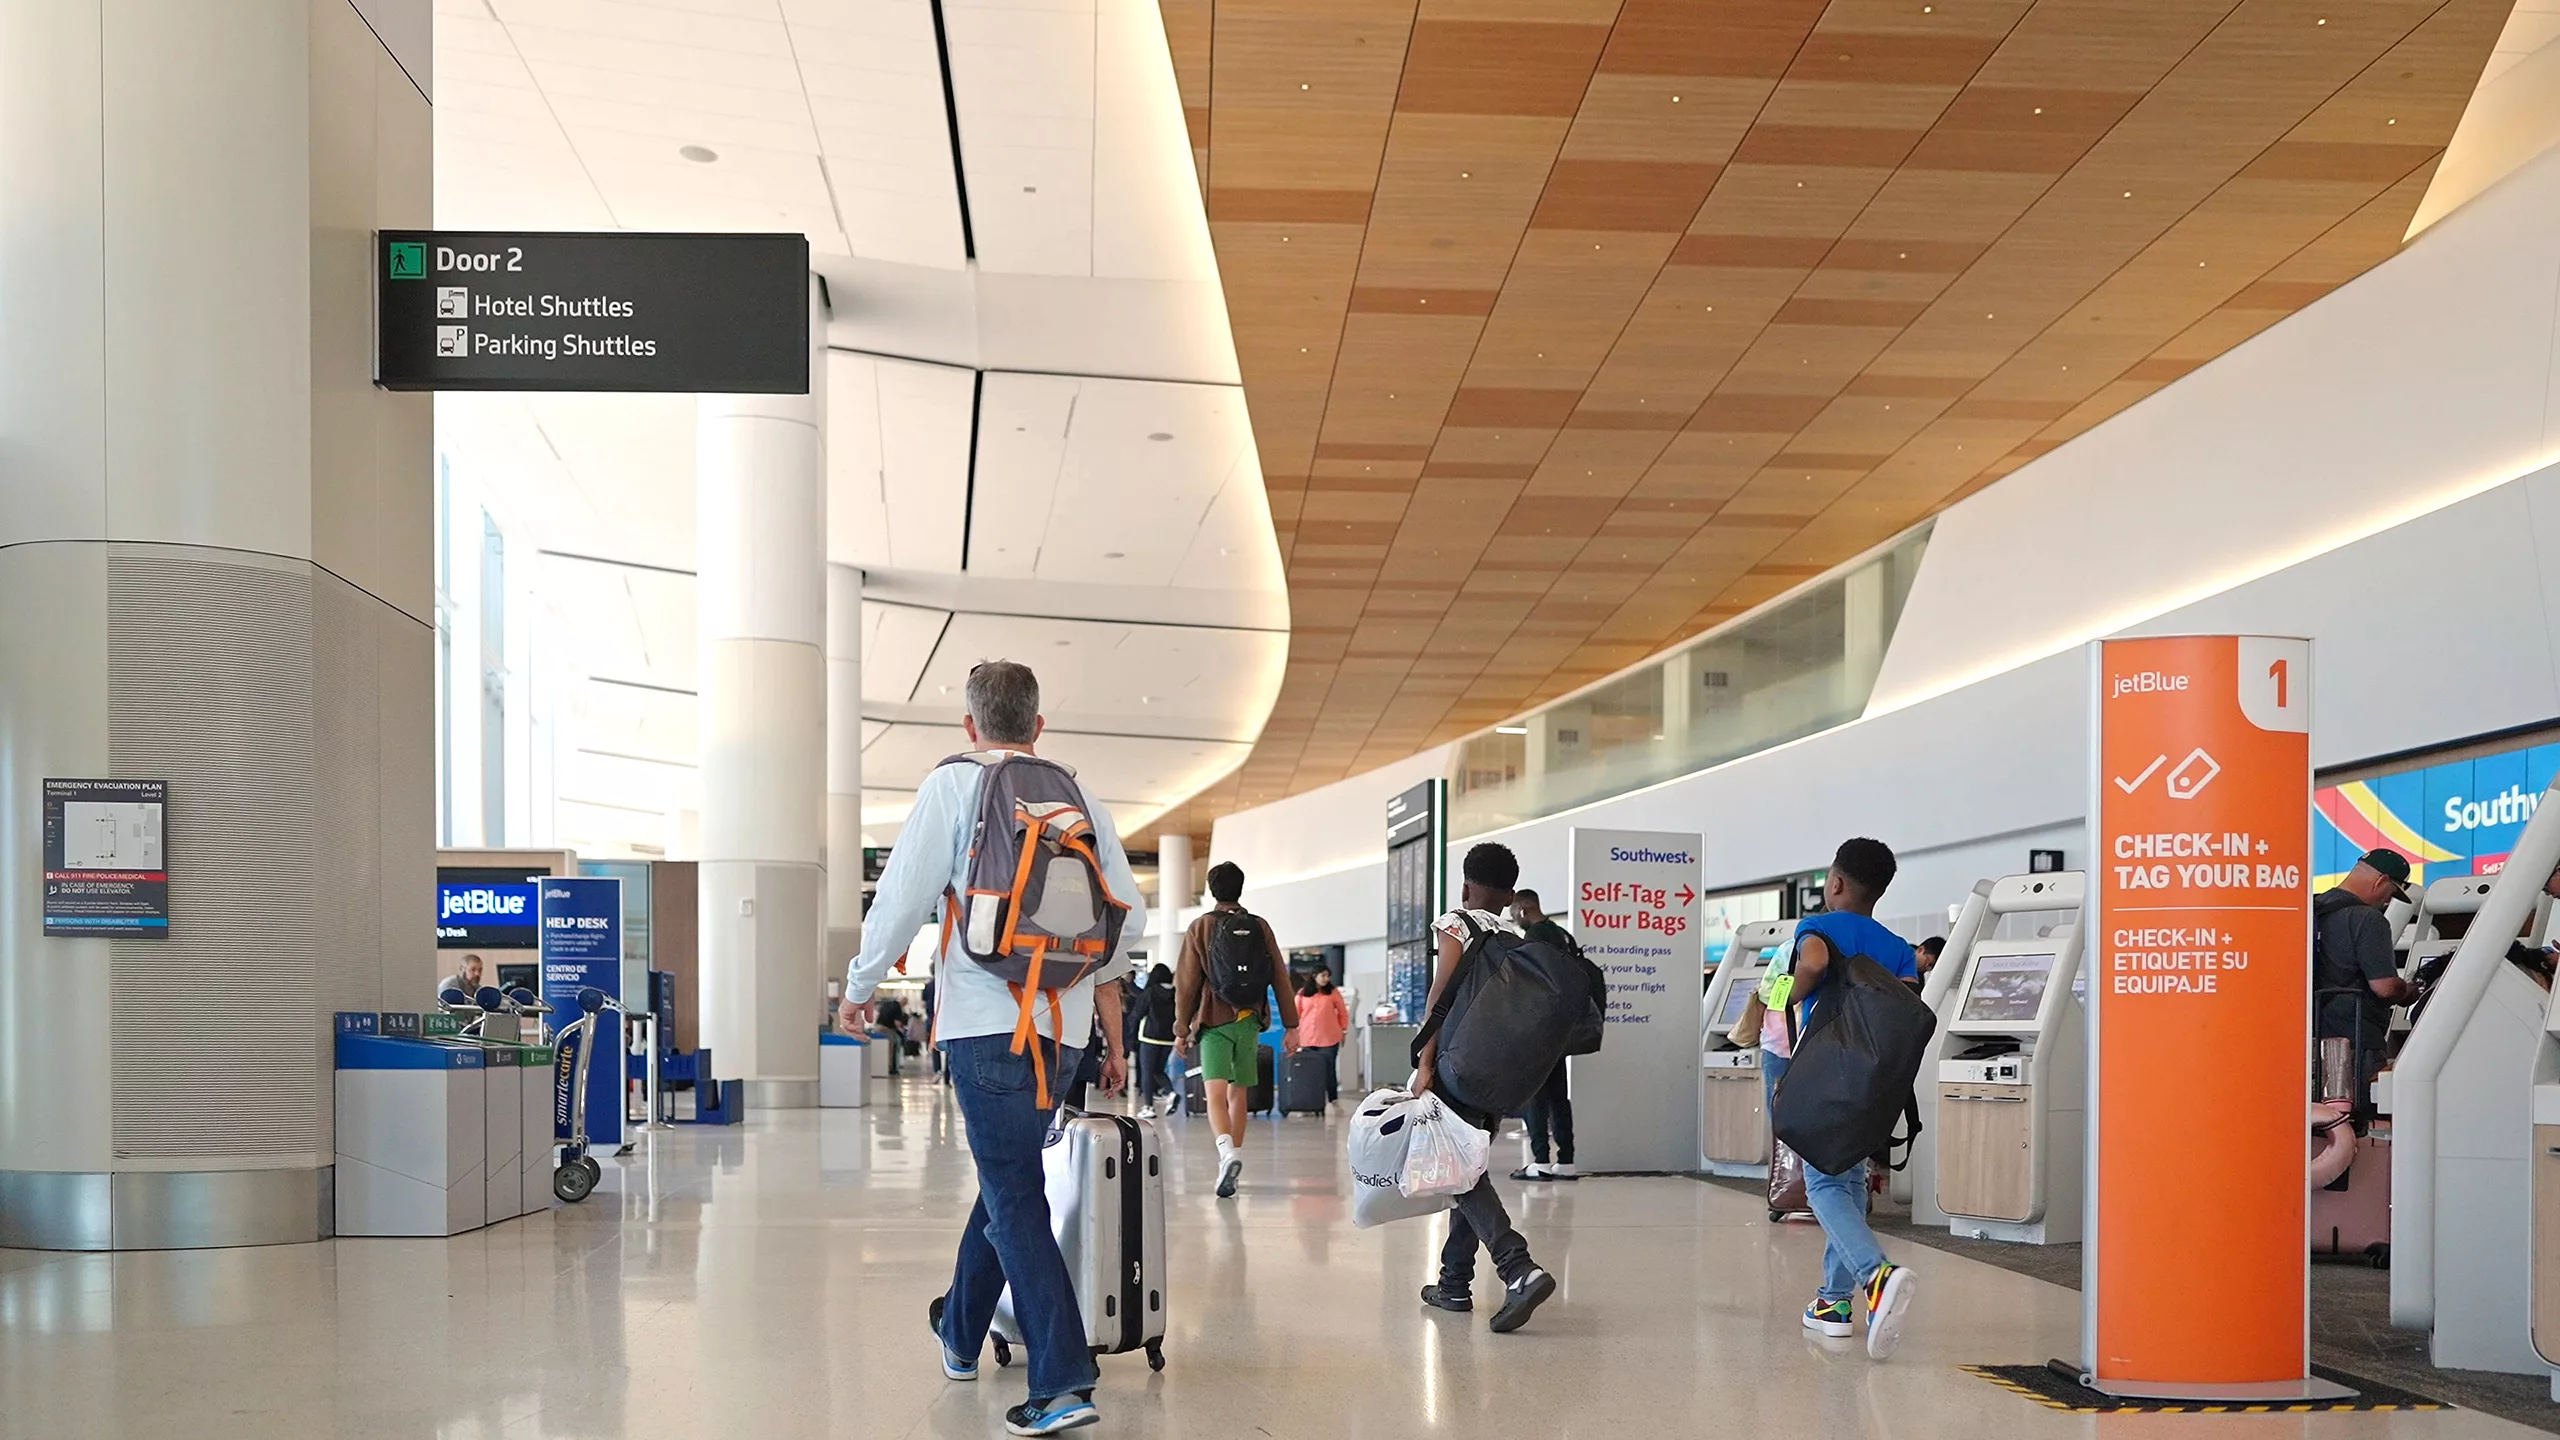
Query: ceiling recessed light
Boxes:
[
  {"xmin": 1103, "ymin": 551, "xmax": 1126, "ymax": 559},
  {"xmin": 1148, "ymin": 431, "xmax": 1173, "ymax": 441},
  {"xmin": 679, "ymin": 144, "xmax": 718, "ymax": 163}
]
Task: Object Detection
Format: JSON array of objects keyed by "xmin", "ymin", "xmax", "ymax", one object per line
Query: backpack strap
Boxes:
[
  {"xmin": 1411, "ymin": 912, "xmax": 1488, "ymax": 1062},
  {"xmin": 1006, "ymin": 939, "xmax": 1068, "ymax": 1109},
  {"xmin": 1883, "ymin": 1091, "xmax": 1925, "ymax": 1171}
]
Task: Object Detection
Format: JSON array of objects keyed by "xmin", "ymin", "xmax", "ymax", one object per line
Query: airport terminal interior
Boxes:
[{"xmin": 17, "ymin": 0, "xmax": 2560, "ymax": 1433}]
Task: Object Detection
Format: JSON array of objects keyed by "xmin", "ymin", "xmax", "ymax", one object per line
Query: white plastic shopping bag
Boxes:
[
  {"xmin": 1397, "ymin": 1093, "xmax": 1490, "ymax": 1199},
  {"xmin": 1346, "ymin": 1089, "xmax": 1454, "ymax": 1228}
]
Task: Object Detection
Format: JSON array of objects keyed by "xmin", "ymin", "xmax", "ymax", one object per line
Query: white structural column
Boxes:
[
  {"xmin": 698, "ymin": 278, "xmax": 830, "ymax": 1109},
  {"xmin": 825, "ymin": 563, "xmax": 865, "ymax": 969},
  {"xmin": 1157, "ymin": 833, "xmax": 1194, "ymax": 969},
  {"xmin": 0, "ymin": 0, "xmax": 432, "ymax": 1248}
]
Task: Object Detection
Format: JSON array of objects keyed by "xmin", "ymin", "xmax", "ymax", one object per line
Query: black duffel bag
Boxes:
[
  {"xmin": 1412, "ymin": 915, "xmax": 1602, "ymax": 1115},
  {"xmin": 1771, "ymin": 951, "xmax": 1936, "ymax": 1176}
]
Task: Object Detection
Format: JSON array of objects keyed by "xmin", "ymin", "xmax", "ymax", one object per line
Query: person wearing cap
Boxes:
[{"xmin": 2313, "ymin": 848, "xmax": 2416, "ymax": 1092}]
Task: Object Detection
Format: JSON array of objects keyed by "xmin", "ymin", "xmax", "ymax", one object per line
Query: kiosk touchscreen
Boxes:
[
  {"xmin": 1931, "ymin": 873, "xmax": 2086, "ymax": 1246},
  {"xmin": 1699, "ymin": 919, "xmax": 1794, "ymax": 1178}
]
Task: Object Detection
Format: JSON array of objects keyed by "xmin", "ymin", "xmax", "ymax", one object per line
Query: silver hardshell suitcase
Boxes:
[{"xmin": 992, "ymin": 1111, "xmax": 1169, "ymax": 1371}]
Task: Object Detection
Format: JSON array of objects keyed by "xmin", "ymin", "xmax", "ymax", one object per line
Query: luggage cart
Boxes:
[{"xmin": 551, "ymin": 987, "xmax": 621, "ymax": 1203}]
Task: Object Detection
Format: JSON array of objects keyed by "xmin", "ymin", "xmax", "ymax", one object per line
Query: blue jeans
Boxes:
[
  {"xmin": 939, "ymin": 1034, "xmax": 1098, "ymax": 1402},
  {"xmin": 1806, "ymin": 1160, "xmax": 1885, "ymax": 1303},
  {"xmin": 1762, "ymin": 1050, "xmax": 1788, "ymax": 1111}
]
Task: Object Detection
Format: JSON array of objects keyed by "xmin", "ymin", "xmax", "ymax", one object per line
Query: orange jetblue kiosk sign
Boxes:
[{"xmin": 2088, "ymin": 635, "xmax": 2337, "ymax": 1400}]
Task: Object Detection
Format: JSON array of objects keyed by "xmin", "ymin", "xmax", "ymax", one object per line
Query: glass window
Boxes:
[{"xmin": 1450, "ymin": 524, "xmax": 1931, "ymax": 836}]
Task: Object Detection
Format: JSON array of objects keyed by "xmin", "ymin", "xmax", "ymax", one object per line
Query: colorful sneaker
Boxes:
[
  {"xmin": 1489, "ymin": 1267, "xmax": 1557, "ymax": 1333},
  {"xmin": 1862, "ymin": 1262, "xmax": 1914, "ymax": 1359},
  {"xmin": 926, "ymin": 1295, "xmax": 975, "ymax": 1380},
  {"xmin": 1418, "ymin": 1283, "xmax": 1473, "ymax": 1313},
  {"xmin": 1005, "ymin": 1393, "xmax": 1099, "ymax": 1435},
  {"xmin": 1802, "ymin": 1298, "xmax": 1853, "ymax": 1338}
]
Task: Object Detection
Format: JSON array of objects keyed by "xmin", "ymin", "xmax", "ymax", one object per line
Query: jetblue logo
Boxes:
[{"xmin": 441, "ymin": 885, "xmax": 531, "ymax": 921}]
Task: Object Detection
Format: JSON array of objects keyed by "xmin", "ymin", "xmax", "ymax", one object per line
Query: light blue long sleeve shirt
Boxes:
[{"xmin": 844, "ymin": 750, "xmax": 1146, "ymax": 1045}]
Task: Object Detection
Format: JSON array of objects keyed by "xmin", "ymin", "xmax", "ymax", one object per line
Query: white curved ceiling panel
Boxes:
[
  {"xmin": 940, "ymin": 0, "xmax": 1094, "ymax": 277},
  {"xmin": 789, "ymin": 0, "xmax": 967, "ymax": 269},
  {"xmin": 863, "ymin": 721, "xmax": 1250, "ymax": 815},
  {"xmin": 912, "ymin": 611, "xmax": 1284, "ymax": 744},
  {"xmin": 861, "ymin": 601, "xmax": 949, "ymax": 707},
  {"xmin": 969, "ymin": 374, "xmax": 1255, "ymax": 586},
  {"xmin": 829, "ymin": 354, "xmax": 972, "ymax": 572},
  {"xmin": 1088, "ymin": 0, "xmax": 1219, "ymax": 285},
  {"xmin": 1169, "ymin": 437, "xmax": 1285, "ymax": 599}
]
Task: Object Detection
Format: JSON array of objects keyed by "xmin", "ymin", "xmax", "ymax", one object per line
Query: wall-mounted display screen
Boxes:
[
  {"xmin": 1961, "ymin": 952, "xmax": 2057, "ymax": 1023},
  {"xmin": 436, "ymin": 865, "xmax": 548, "ymax": 948}
]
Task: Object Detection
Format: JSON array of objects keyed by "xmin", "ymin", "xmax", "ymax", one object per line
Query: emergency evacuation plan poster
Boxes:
[
  {"xmin": 42, "ymin": 778, "xmax": 169, "ymax": 938},
  {"xmin": 2089, "ymin": 636, "xmax": 2312, "ymax": 1393}
]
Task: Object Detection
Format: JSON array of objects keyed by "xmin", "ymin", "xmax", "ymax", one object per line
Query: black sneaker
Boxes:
[
  {"xmin": 1418, "ymin": 1283, "xmax": 1473, "ymax": 1313},
  {"xmin": 1489, "ymin": 1267, "xmax": 1557, "ymax": 1333}
]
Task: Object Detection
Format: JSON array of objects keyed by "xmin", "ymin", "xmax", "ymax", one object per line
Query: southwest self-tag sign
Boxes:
[
  {"xmin": 2084, "ymin": 635, "xmax": 2341, "ymax": 1401},
  {"xmin": 374, "ymin": 230, "xmax": 808, "ymax": 393}
]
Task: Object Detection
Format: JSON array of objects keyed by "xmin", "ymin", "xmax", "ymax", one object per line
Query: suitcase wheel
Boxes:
[
  {"xmin": 1768, "ymin": 1209, "xmax": 1785, "ymax": 1223},
  {"xmin": 1146, "ymin": 1339, "xmax": 1165, "ymax": 1372},
  {"xmin": 992, "ymin": 1337, "xmax": 1014, "ymax": 1368}
]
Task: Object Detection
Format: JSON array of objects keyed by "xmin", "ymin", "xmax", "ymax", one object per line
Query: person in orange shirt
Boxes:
[{"xmin": 1296, "ymin": 965, "xmax": 1351, "ymax": 1106}]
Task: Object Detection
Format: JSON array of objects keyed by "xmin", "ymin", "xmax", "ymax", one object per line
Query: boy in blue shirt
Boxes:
[{"xmin": 1787, "ymin": 837, "xmax": 1920, "ymax": 1360}]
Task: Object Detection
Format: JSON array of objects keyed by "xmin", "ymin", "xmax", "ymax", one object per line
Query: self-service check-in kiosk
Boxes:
[
  {"xmin": 1699, "ymin": 919, "xmax": 1794, "ymax": 1178},
  {"xmin": 2394, "ymin": 776, "xmax": 2560, "ymax": 1385},
  {"xmin": 1927, "ymin": 872, "xmax": 2086, "ymax": 1245}
]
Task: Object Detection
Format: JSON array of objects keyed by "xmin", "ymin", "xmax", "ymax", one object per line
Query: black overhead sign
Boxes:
[{"xmin": 374, "ymin": 230, "xmax": 809, "ymax": 393}]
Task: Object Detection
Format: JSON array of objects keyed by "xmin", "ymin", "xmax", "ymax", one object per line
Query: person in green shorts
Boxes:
[{"xmin": 1174, "ymin": 862, "xmax": 1300, "ymax": 1197}]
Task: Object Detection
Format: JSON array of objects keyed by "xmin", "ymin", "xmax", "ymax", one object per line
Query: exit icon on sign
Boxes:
[{"xmin": 387, "ymin": 242, "xmax": 425, "ymax": 279}]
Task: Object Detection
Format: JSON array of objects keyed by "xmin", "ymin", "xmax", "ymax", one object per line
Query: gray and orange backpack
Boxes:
[{"xmin": 935, "ymin": 750, "xmax": 1131, "ymax": 1102}]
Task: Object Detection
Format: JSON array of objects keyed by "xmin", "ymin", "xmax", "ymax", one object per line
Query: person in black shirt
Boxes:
[
  {"xmin": 1508, "ymin": 889, "xmax": 1580, "ymax": 1181},
  {"xmin": 2313, "ymin": 847, "xmax": 2415, "ymax": 1088}
]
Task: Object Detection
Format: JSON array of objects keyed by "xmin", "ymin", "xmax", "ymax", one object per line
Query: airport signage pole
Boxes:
[
  {"xmin": 2083, "ymin": 635, "xmax": 2341, "ymax": 1400},
  {"xmin": 373, "ymin": 231, "xmax": 810, "ymax": 393},
  {"xmin": 1565, "ymin": 827, "xmax": 1704, "ymax": 1173},
  {"xmin": 541, "ymin": 876, "xmax": 626, "ymax": 1150}
]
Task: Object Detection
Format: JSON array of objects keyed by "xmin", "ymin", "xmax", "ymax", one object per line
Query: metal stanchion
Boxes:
[{"xmin": 642, "ymin": 1014, "xmax": 671, "ymax": 1130}]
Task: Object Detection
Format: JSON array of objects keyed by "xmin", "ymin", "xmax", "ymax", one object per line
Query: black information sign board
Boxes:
[
  {"xmin": 1384, "ymin": 778, "xmax": 1443, "ymax": 1023},
  {"xmin": 43, "ymin": 779, "xmax": 169, "ymax": 938},
  {"xmin": 375, "ymin": 230, "xmax": 809, "ymax": 393}
]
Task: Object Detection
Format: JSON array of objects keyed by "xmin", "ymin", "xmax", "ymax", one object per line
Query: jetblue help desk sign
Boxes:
[
  {"xmin": 1566, "ymin": 829, "xmax": 1703, "ymax": 1173},
  {"xmin": 541, "ymin": 877, "xmax": 623, "ymax": 1149}
]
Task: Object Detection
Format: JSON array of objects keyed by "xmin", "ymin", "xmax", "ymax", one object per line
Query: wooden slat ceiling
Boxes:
[{"xmin": 1148, "ymin": 0, "xmax": 2509, "ymax": 846}]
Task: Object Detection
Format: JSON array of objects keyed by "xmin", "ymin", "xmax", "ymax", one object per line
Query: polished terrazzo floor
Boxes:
[{"xmin": 1, "ymin": 1080, "xmax": 2543, "ymax": 1438}]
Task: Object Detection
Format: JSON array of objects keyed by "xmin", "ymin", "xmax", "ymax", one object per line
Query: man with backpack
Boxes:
[
  {"xmin": 840, "ymin": 660, "xmax": 1145, "ymax": 1437},
  {"xmin": 1781, "ymin": 838, "xmax": 1920, "ymax": 1360},
  {"xmin": 1413, "ymin": 842, "xmax": 1594, "ymax": 1334},
  {"xmin": 1173, "ymin": 861, "xmax": 1300, "ymax": 1198}
]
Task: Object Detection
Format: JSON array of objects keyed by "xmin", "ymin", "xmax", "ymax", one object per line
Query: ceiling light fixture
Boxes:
[
  {"xmin": 1148, "ymin": 431, "xmax": 1173, "ymax": 441},
  {"xmin": 1104, "ymin": 551, "xmax": 1126, "ymax": 559},
  {"xmin": 1495, "ymin": 725, "xmax": 1528, "ymax": 735},
  {"xmin": 679, "ymin": 144, "xmax": 718, "ymax": 163}
]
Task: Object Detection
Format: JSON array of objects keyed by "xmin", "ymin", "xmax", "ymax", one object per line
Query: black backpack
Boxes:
[
  {"xmin": 1771, "ymin": 951, "xmax": 1937, "ymax": 1176},
  {"xmin": 1414, "ymin": 915, "xmax": 1604, "ymax": 1114},
  {"xmin": 1204, "ymin": 909, "xmax": 1273, "ymax": 1010}
]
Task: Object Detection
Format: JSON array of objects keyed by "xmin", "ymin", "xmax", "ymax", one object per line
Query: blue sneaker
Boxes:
[
  {"xmin": 1005, "ymin": 1394, "xmax": 1098, "ymax": 1435},
  {"xmin": 927, "ymin": 1295, "xmax": 975, "ymax": 1381}
]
